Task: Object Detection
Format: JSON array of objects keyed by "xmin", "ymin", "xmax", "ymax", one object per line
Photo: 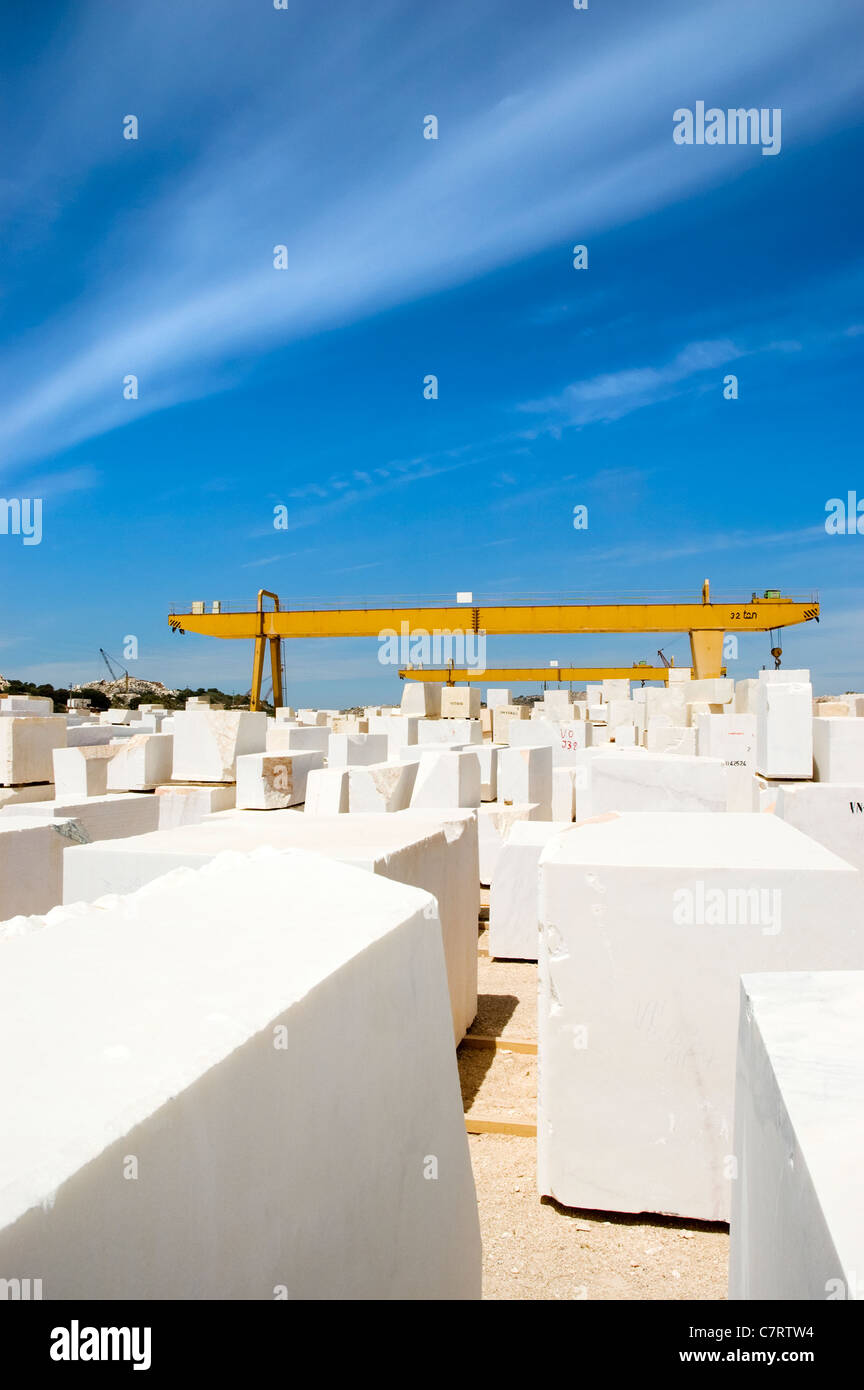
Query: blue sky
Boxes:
[{"xmin": 1, "ymin": 0, "xmax": 862, "ymax": 702}]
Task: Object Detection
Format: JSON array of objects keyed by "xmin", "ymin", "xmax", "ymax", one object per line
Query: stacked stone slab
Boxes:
[
  {"xmin": 0, "ymin": 849, "xmax": 480, "ymax": 1298},
  {"xmin": 537, "ymin": 812, "xmax": 864, "ymax": 1221},
  {"xmin": 729, "ymin": 971, "xmax": 864, "ymax": 1301}
]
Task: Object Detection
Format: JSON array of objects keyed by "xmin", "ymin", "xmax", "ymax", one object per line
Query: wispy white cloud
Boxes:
[{"xmin": 0, "ymin": 0, "xmax": 860, "ymax": 472}]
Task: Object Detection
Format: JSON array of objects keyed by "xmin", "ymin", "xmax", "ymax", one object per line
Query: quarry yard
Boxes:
[{"xmin": 0, "ymin": 666, "xmax": 861, "ymax": 1302}]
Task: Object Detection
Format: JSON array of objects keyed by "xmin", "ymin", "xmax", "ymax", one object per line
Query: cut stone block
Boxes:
[
  {"xmin": 0, "ymin": 716, "xmax": 67, "ymax": 786},
  {"xmin": 499, "ymin": 745, "xmax": 553, "ymax": 807},
  {"xmin": 52, "ymin": 745, "xmax": 114, "ymax": 798},
  {"xmin": 734, "ymin": 678, "xmax": 759, "ymax": 715},
  {"xmin": 601, "ymin": 680, "xmax": 631, "ymax": 702},
  {"xmin": 417, "ymin": 718, "xmax": 482, "ymax": 746},
  {"xmin": 296, "ymin": 709, "xmax": 328, "ymax": 726},
  {"xmin": 478, "ymin": 802, "xmax": 547, "ymax": 884},
  {"xmin": 171, "ymin": 710, "xmax": 267, "ymax": 782},
  {"xmin": 99, "ymin": 709, "xmax": 137, "ymax": 725},
  {"xmin": 644, "ymin": 724, "xmax": 695, "ymax": 755},
  {"xmin": 0, "ymin": 695, "xmax": 55, "ymax": 715},
  {"xmin": 612, "ymin": 723, "xmax": 636, "ymax": 747},
  {"xmin": 154, "ymin": 783, "xmax": 235, "ymax": 829},
  {"xmin": 508, "ymin": 718, "xmax": 587, "ymax": 763},
  {"xmin": 729, "ymin": 971, "xmax": 864, "ymax": 1301},
  {"xmin": 410, "ymin": 750, "xmax": 481, "ymax": 809},
  {"xmin": 489, "ymin": 821, "xmax": 570, "ymax": 960},
  {"xmin": 274, "ymin": 706, "xmax": 296, "ymax": 721},
  {"xmin": 486, "ymin": 689, "xmax": 511, "ymax": 709},
  {"xmin": 106, "ymin": 734, "xmax": 174, "ymax": 792},
  {"xmin": 537, "ymin": 813, "xmax": 864, "ymax": 1221},
  {"xmin": 544, "ymin": 690, "xmax": 577, "ymax": 715},
  {"xmin": 492, "ymin": 704, "xmax": 529, "ymax": 743},
  {"xmin": 590, "ymin": 752, "xmax": 727, "ymax": 813},
  {"xmin": 400, "ymin": 682, "xmax": 442, "ymax": 717},
  {"xmin": 441, "ymin": 687, "xmax": 481, "ymax": 719},
  {"xmin": 327, "ymin": 733, "xmax": 389, "ymax": 766},
  {"xmin": 696, "ymin": 712, "xmax": 756, "ymax": 767},
  {"xmin": 0, "ymin": 818, "xmax": 89, "ymax": 919},
  {"xmin": 0, "ymin": 849, "xmax": 481, "ymax": 1298},
  {"xmin": 759, "ymin": 669, "xmax": 810, "ymax": 684},
  {"xmin": 347, "ymin": 761, "xmax": 418, "ymax": 812},
  {"xmin": 476, "ymin": 744, "xmax": 498, "ymax": 801},
  {"xmin": 684, "ymin": 677, "xmax": 733, "ymax": 705},
  {"xmin": 270, "ymin": 725, "xmax": 330, "ymax": 756},
  {"xmin": 4, "ymin": 793, "xmax": 161, "ymax": 843},
  {"xmin": 330, "ymin": 716, "xmax": 368, "ymax": 735},
  {"xmin": 235, "ymin": 751, "xmax": 323, "ymax": 809},
  {"xmin": 775, "ymin": 783, "xmax": 864, "ymax": 873},
  {"xmin": 813, "ymin": 717, "xmax": 864, "ymax": 783},
  {"xmin": 756, "ymin": 680, "xmax": 813, "ymax": 779},
  {"xmin": 0, "ymin": 784, "xmax": 54, "ymax": 810},
  {"xmin": 63, "ymin": 811, "xmax": 478, "ymax": 1044},
  {"xmin": 815, "ymin": 701, "xmax": 850, "ymax": 718},
  {"xmin": 303, "ymin": 767, "xmax": 350, "ymax": 815}
]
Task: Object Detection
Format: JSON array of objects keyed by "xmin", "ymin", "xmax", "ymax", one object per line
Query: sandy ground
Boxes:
[{"xmin": 461, "ymin": 923, "xmax": 729, "ymax": 1300}]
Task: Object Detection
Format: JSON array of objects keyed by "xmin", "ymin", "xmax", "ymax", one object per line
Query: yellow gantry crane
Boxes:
[
  {"xmin": 398, "ymin": 664, "xmax": 676, "ymax": 686},
  {"xmin": 167, "ymin": 581, "xmax": 819, "ymax": 711}
]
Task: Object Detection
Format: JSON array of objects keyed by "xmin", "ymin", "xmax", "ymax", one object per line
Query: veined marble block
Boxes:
[
  {"xmin": 591, "ymin": 752, "xmax": 727, "ymax": 813},
  {"xmin": 235, "ymin": 751, "xmax": 323, "ymax": 809},
  {"xmin": 107, "ymin": 733, "xmax": 174, "ymax": 792},
  {"xmin": 346, "ymin": 761, "xmax": 418, "ymax": 812},
  {"xmin": 155, "ymin": 783, "xmax": 235, "ymax": 829},
  {"xmin": 171, "ymin": 710, "xmax": 267, "ymax": 782}
]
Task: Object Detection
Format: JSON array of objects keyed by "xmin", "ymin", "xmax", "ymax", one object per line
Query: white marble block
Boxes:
[
  {"xmin": 486, "ymin": 689, "xmax": 511, "ymax": 710},
  {"xmin": 734, "ymin": 678, "xmax": 759, "ymax": 715},
  {"xmin": 0, "ymin": 716, "xmax": 67, "ymax": 786},
  {"xmin": 508, "ymin": 718, "xmax": 587, "ymax": 764},
  {"xmin": 476, "ymin": 744, "xmax": 498, "ymax": 801},
  {"xmin": 0, "ymin": 784, "xmax": 55, "ymax": 810},
  {"xmin": 601, "ymin": 680, "xmax": 631, "ymax": 702},
  {"xmin": 66, "ymin": 725, "xmax": 115, "ymax": 748},
  {"xmin": 499, "ymin": 745, "xmax": 553, "ymax": 806},
  {"xmin": 489, "ymin": 821, "xmax": 570, "ymax": 961},
  {"xmin": 696, "ymin": 713, "xmax": 756, "ymax": 767},
  {"xmin": 106, "ymin": 733, "xmax": 174, "ymax": 792},
  {"xmin": 0, "ymin": 849, "xmax": 480, "ymax": 1298},
  {"xmin": 155, "ymin": 784, "xmax": 235, "ymax": 829},
  {"xmin": 537, "ymin": 813, "xmax": 864, "ymax": 1221},
  {"xmin": 235, "ymin": 751, "xmax": 323, "ymax": 809},
  {"xmin": 5, "ymin": 793, "xmax": 162, "ymax": 844},
  {"xmin": 347, "ymin": 761, "xmax": 418, "ymax": 812},
  {"xmin": 551, "ymin": 765, "xmax": 588, "ymax": 821},
  {"xmin": 613, "ymin": 723, "xmax": 637, "ymax": 747},
  {"xmin": 492, "ymin": 704, "xmax": 529, "ymax": 743},
  {"xmin": 684, "ymin": 677, "xmax": 734, "ymax": 705},
  {"xmin": 303, "ymin": 767, "xmax": 350, "ymax": 815},
  {"xmin": 591, "ymin": 751, "xmax": 727, "ymax": 813},
  {"xmin": 729, "ymin": 971, "xmax": 864, "ymax": 1301},
  {"xmin": 756, "ymin": 680, "xmax": 813, "ymax": 778},
  {"xmin": 274, "ymin": 706, "xmax": 296, "ymax": 722},
  {"xmin": 62, "ymin": 811, "xmax": 478, "ymax": 1044},
  {"xmin": 410, "ymin": 750, "xmax": 481, "ymax": 809},
  {"xmin": 644, "ymin": 724, "xmax": 696, "ymax": 755},
  {"xmin": 477, "ymin": 802, "xmax": 548, "ymax": 884},
  {"xmin": 52, "ymin": 745, "xmax": 114, "ymax": 798},
  {"xmin": 400, "ymin": 681, "xmax": 442, "ymax": 717},
  {"xmin": 171, "ymin": 710, "xmax": 267, "ymax": 782},
  {"xmin": 813, "ymin": 717, "xmax": 864, "ymax": 783},
  {"xmin": 327, "ymin": 733, "xmax": 389, "ymax": 767},
  {"xmin": 1, "ymin": 695, "xmax": 55, "ymax": 716},
  {"xmin": 441, "ymin": 687, "xmax": 481, "ymax": 719},
  {"xmin": 270, "ymin": 724, "xmax": 330, "ymax": 756},
  {"xmin": 544, "ymin": 689, "xmax": 577, "ymax": 716},
  {"xmin": 0, "ymin": 818, "xmax": 89, "ymax": 919},
  {"xmin": 417, "ymin": 718, "xmax": 481, "ymax": 746},
  {"xmin": 296, "ymin": 709, "xmax": 328, "ymax": 726},
  {"xmin": 774, "ymin": 783, "xmax": 864, "ymax": 873}
]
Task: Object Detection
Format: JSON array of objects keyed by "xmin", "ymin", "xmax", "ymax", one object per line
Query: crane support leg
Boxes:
[
  {"xmin": 269, "ymin": 636, "xmax": 283, "ymax": 711},
  {"xmin": 251, "ymin": 635, "xmax": 267, "ymax": 712},
  {"xmin": 689, "ymin": 629, "xmax": 724, "ymax": 680}
]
